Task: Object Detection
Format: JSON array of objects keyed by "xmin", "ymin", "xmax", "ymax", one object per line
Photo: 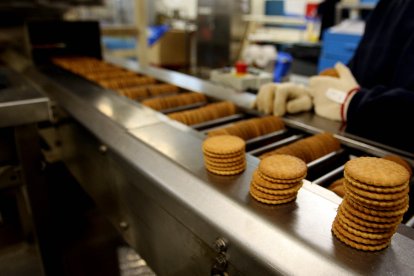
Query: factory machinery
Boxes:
[{"xmin": 2, "ymin": 49, "xmax": 414, "ymax": 275}]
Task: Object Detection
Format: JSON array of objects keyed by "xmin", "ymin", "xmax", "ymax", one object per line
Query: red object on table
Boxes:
[
  {"xmin": 235, "ymin": 61, "xmax": 247, "ymax": 75},
  {"xmin": 306, "ymin": 3, "xmax": 319, "ymax": 18}
]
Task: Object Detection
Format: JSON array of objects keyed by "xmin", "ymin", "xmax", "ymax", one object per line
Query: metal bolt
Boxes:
[
  {"xmin": 216, "ymin": 254, "xmax": 227, "ymax": 265},
  {"xmin": 213, "ymin": 237, "xmax": 228, "ymax": 253},
  {"xmin": 99, "ymin": 144, "xmax": 108, "ymax": 153},
  {"xmin": 119, "ymin": 221, "xmax": 129, "ymax": 230}
]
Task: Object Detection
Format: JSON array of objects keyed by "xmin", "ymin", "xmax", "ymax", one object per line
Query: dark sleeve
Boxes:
[{"xmin": 346, "ymin": 87, "xmax": 414, "ymax": 152}]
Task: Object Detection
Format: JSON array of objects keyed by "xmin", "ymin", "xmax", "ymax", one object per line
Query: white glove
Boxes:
[
  {"xmin": 309, "ymin": 62, "xmax": 359, "ymax": 121},
  {"xmin": 252, "ymin": 82, "xmax": 275, "ymax": 114},
  {"xmin": 273, "ymin": 83, "xmax": 313, "ymax": 116},
  {"xmin": 252, "ymin": 83, "xmax": 313, "ymax": 116}
]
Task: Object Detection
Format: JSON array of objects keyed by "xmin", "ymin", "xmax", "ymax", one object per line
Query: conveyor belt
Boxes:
[{"xmin": 8, "ymin": 54, "xmax": 414, "ymax": 275}]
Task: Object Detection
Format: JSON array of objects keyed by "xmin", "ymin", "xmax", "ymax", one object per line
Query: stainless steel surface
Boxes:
[
  {"xmin": 0, "ymin": 68, "xmax": 50, "ymax": 127},
  {"xmin": 7, "ymin": 53, "xmax": 413, "ymax": 275}
]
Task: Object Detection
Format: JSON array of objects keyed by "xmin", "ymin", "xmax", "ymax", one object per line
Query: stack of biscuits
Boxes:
[
  {"xmin": 332, "ymin": 157, "xmax": 410, "ymax": 251},
  {"xmin": 208, "ymin": 116, "xmax": 285, "ymax": 141},
  {"xmin": 327, "ymin": 154, "xmax": 412, "ymax": 199},
  {"xmin": 260, "ymin": 132, "xmax": 341, "ymax": 163},
  {"xmin": 142, "ymin": 92, "xmax": 206, "ymax": 111},
  {"xmin": 202, "ymin": 135, "xmax": 246, "ymax": 175},
  {"xmin": 249, "ymin": 154, "xmax": 307, "ymax": 205},
  {"xmin": 168, "ymin": 101, "xmax": 236, "ymax": 126}
]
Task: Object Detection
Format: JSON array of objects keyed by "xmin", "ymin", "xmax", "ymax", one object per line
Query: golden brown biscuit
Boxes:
[
  {"xmin": 344, "ymin": 157, "xmax": 410, "ymax": 187},
  {"xmin": 203, "ymin": 135, "xmax": 245, "ymax": 155},
  {"xmin": 259, "ymin": 155, "xmax": 307, "ymax": 181}
]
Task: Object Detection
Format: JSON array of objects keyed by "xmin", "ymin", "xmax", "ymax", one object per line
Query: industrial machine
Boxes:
[{"xmin": 2, "ymin": 47, "xmax": 414, "ymax": 275}]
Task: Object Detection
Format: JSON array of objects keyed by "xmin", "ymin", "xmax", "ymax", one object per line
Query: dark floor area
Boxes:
[{"xmin": 0, "ymin": 162, "xmax": 127, "ymax": 276}]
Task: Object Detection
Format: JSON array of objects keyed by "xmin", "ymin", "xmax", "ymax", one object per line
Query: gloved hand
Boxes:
[
  {"xmin": 309, "ymin": 62, "xmax": 360, "ymax": 121},
  {"xmin": 252, "ymin": 83, "xmax": 313, "ymax": 116},
  {"xmin": 252, "ymin": 82, "xmax": 275, "ymax": 114}
]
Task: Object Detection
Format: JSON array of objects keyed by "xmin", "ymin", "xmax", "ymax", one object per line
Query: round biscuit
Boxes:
[
  {"xmin": 344, "ymin": 157, "xmax": 410, "ymax": 187},
  {"xmin": 259, "ymin": 154, "xmax": 307, "ymax": 181},
  {"xmin": 203, "ymin": 135, "xmax": 245, "ymax": 155}
]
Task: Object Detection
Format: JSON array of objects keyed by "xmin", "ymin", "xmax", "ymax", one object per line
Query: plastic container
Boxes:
[{"xmin": 273, "ymin": 52, "xmax": 292, "ymax": 82}]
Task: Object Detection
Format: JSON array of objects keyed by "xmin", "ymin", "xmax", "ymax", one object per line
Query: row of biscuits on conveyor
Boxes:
[
  {"xmin": 53, "ymin": 57, "xmax": 178, "ymax": 99},
  {"xmin": 207, "ymin": 116, "xmax": 285, "ymax": 141},
  {"xmin": 56, "ymin": 57, "xmax": 179, "ymax": 98},
  {"xmin": 53, "ymin": 57, "xmax": 245, "ymax": 124}
]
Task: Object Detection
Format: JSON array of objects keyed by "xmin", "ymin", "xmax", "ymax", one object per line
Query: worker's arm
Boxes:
[{"xmin": 346, "ymin": 86, "xmax": 414, "ymax": 152}]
